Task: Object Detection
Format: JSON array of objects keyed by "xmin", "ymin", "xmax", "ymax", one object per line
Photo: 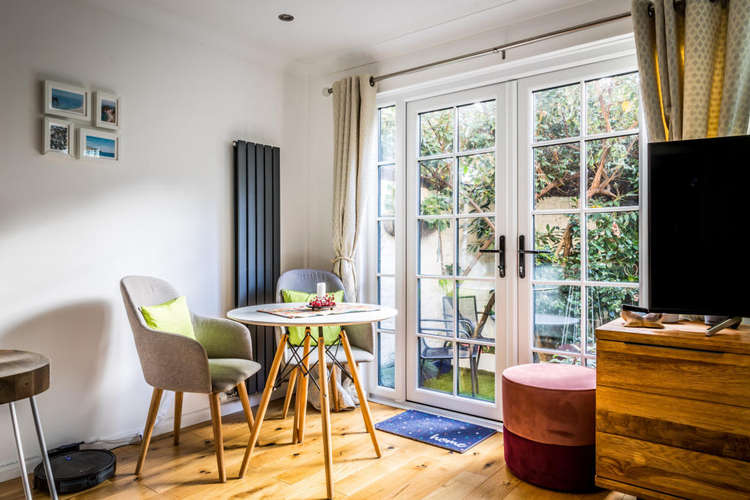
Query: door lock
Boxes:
[{"xmin": 517, "ymin": 235, "xmax": 551, "ymax": 279}]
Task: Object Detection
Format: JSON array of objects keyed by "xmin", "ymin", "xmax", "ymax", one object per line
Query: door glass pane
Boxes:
[
  {"xmin": 419, "ymin": 218, "xmax": 454, "ymax": 276},
  {"xmin": 459, "ymin": 153, "xmax": 495, "ymax": 214},
  {"xmin": 457, "ymin": 217, "xmax": 495, "ymax": 277},
  {"xmin": 379, "ymin": 106, "xmax": 396, "ymax": 162},
  {"xmin": 378, "ymin": 332, "xmax": 396, "ymax": 388},
  {"xmin": 456, "ymin": 280, "xmax": 495, "ymax": 342},
  {"xmin": 533, "ymin": 351, "xmax": 581, "ymax": 365},
  {"xmin": 533, "ymin": 213, "xmax": 581, "ymax": 281},
  {"xmin": 458, "ymin": 100, "xmax": 496, "ymax": 151},
  {"xmin": 534, "ymin": 143, "xmax": 580, "ymax": 209},
  {"xmin": 533, "ymin": 83, "xmax": 581, "ymax": 141},
  {"xmin": 379, "ymin": 164, "xmax": 396, "ymax": 216},
  {"xmin": 586, "ymin": 135, "xmax": 639, "ymax": 208},
  {"xmin": 378, "ymin": 220, "xmax": 395, "ymax": 274},
  {"xmin": 458, "ymin": 342, "xmax": 494, "ymax": 402},
  {"xmin": 533, "ymin": 285, "xmax": 581, "ymax": 353},
  {"xmin": 420, "ymin": 108, "xmax": 454, "ymax": 156},
  {"xmin": 587, "ymin": 211, "xmax": 639, "ymax": 282},
  {"xmin": 586, "ymin": 73, "xmax": 640, "ymax": 135},
  {"xmin": 418, "ymin": 338, "xmax": 454, "ymax": 394},
  {"xmin": 586, "ymin": 286, "xmax": 639, "ymax": 354},
  {"xmin": 378, "ymin": 276, "xmax": 395, "ymax": 330},
  {"xmin": 419, "ymin": 158, "xmax": 453, "ymax": 215},
  {"xmin": 418, "ymin": 278, "xmax": 453, "ymax": 337}
]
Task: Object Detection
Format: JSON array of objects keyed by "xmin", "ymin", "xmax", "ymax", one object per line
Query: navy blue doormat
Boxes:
[{"xmin": 375, "ymin": 410, "xmax": 496, "ymax": 453}]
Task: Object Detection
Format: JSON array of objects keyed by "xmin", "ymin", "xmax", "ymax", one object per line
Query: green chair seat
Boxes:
[{"xmin": 209, "ymin": 358, "xmax": 262, "ymax": 392}]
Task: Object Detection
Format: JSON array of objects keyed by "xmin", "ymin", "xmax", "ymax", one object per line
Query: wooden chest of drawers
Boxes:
[{"xmin": 595, "ymin": 320, "xmax": 750, "ymax": 500}]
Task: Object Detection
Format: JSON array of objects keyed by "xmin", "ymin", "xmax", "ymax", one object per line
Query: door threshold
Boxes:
[{"xmin": 369, "ymin": 396, "xmax": 503, "ymax": 431}]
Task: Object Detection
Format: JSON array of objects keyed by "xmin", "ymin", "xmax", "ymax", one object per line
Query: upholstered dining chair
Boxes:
[
  {"xmin": 120, "ymin": 275, "xmax": 261, "ymax": 483},
  {"xmin": 275, "ymin": 269, "xmax": 374, "ymax": 428}
]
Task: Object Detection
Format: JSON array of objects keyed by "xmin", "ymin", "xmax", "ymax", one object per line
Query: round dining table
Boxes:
[{"xmin": 227, "ymin": 302, "xmax": 397, "ymax": 499}]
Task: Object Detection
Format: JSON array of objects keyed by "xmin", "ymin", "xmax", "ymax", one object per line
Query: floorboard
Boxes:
[{"xmin": 0, "ymin": 400, "xmax": 634, "ymax": 499}]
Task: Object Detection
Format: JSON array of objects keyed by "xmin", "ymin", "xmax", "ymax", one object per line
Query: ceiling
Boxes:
[{"xmin": 86, "ymin": 0, "xmax": 613, "ymax": 73}]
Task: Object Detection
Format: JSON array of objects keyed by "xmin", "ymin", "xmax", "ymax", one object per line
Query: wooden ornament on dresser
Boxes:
[{"xmin": 595, "ymin": 319, "xmax": 750, "ymax": 500}]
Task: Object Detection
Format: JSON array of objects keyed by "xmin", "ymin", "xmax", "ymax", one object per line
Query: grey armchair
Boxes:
[
  {"xmin": 120, "ymin": 275, "xmax": 261, "ymax": 483},
  {"xmin": 275, "ymin": 269, "xmax": 374, "ymax": 417}
]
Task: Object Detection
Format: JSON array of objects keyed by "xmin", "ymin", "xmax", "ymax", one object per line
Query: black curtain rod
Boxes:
[{"xmin": 325, "ymin": 10, "xmax": 633, "ymax": 95}]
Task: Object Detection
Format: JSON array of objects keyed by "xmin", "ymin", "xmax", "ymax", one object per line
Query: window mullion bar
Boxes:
[{"xmin": 579, "ymin": 79, "xmax": 588, "ymax": 358}]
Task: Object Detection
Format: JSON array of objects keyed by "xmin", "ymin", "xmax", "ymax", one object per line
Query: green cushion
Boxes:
[
  {"xmin": 139, "ymin": 296, "xmax": 196, "ymax": 340},
  {"xmin": 281, "ymin": 289, "xmax": 345, "ymax": 346}
]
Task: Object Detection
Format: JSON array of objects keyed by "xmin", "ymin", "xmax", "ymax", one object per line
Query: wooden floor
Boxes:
[{"xmin": 0, "ymin": 400, "xmax": 634, "ymax": 499}]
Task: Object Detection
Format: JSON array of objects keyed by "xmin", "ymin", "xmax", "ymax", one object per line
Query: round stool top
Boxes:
[
  {"xmin": 502, "ymin": 363, "xmax": 595, "ymax": 391},
  {"xmin": 0, "ymin": 350, "xmax": 50, "ymax": 404}
]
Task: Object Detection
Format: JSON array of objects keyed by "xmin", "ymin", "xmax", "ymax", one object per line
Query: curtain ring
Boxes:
[{"xmin": 648, "ymin": 3, "xmax": 655, "ymax": 17}]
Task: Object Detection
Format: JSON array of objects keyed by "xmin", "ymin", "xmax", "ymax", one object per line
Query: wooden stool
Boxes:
[{"xmin": 0, "ymin": 350, "xmax": 58, "ymax": 500}]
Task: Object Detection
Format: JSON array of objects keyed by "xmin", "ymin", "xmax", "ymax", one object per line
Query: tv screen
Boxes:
[{"xmin": 648, "ymin": 135, "xmax": 750, "ymax": 317}]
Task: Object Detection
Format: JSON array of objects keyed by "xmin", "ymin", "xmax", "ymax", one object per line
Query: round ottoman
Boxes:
[{"xmin": 502, "ymin": 363, "xmax": 596, "ymax": 492}]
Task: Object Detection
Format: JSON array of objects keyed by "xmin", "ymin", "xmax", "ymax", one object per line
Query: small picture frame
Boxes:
[
  {"xmin": 94, "ymin": 91, "xmax": 120, "ymax": 129},
  {"xmin": 44, "ymin": 80, "xmax": 90, "ymax": 120},
  {"xmin": 78, "ymin": 127, "xmax": 119, "ymax": 161},
  {"xmin": 42, "ymin": 117, "xmax": 74, "ymax": 156}
]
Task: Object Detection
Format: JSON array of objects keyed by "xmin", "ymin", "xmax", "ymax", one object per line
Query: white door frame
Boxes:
[{"xmin": 404, "ymin": 82, "xmax": 516, "ymax": 420}]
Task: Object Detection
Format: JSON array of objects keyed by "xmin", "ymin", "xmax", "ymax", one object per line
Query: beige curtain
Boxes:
[
  {"xmin": 632, "ymin": 0, "xmax": 750, "ymax": 141},
  {"xmin": 331, "ymin": 76, "xmax": 377, "ymax": 300}
]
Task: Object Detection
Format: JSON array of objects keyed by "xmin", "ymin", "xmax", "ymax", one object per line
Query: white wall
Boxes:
[{"xmin": 0, "ymin": 0, "xmax": 308, "ymax": 480}]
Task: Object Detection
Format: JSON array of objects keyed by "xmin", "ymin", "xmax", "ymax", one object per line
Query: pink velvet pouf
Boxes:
[{"xmin": 501, "ymin": 363, "xmax": 596, "ymax": 492}]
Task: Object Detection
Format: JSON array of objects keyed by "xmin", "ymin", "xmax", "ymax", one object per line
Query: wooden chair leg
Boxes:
[
  {"xmin": 330, "ymin": 363, "xmax": 340, "ymax": 412},
  {"xmin": 173, "ymin": 391, "xmax": 183, "ymax": 445},
  {"xmin": 297, "ymin": 329, "xmax": 312, "ymax": 443},
  {"xmin": 237, "ymin": 381, "xmax": 254, "ymax": 431},
  {"xmin": 341, "ymin": 330, "xmax": 382, "ymax": 458},
  {"xmin": 318, "ymin": 328, "xmax": 334, "ymax": 499},
  {"xmin": 135, "ymin": 388, "xmax": 163, "ymax": 475},
  {"xmin": 282, "ymin": 366, "xmax": 298, "ymax": 419},
  {"xmin": 208, "ymin": 392, "xmax": 226, "ymax": 483},
  {"xmin": 239, "ymin": 333, "xmax": 288, "ymax": 478}
]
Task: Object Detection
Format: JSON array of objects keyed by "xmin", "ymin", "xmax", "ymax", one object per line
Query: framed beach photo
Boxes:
[
  {"xmin": 94, "ymin": 91, "xmax": 120, "ymax": 129},
  {"xmin": 78, "ymin": 127, "xmax": 119, "ymax": 161},
  {"xmin": 44, "ymin": 80, "xmax": 90, "ymax": 120},
  {"xmin": 42, "ymin": 117, "xmax": 74, "ymax": 156}
]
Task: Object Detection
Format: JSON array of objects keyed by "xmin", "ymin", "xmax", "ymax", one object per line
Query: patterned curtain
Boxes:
[{"xmin": 632, "ymin": 0, "xmax": 750, "ymax": 141}]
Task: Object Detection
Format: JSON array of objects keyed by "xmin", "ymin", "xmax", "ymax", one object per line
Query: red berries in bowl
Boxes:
[{"xmin": 307, "ymin": 294, "xmax": 336, "ymax": 310}]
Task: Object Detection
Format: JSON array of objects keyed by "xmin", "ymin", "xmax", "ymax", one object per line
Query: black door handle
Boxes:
[
  {"xmin": 518, "ymin": 235, "xmax": 550, "ymax": 279},
  {"xmin": 479, "ymin": 235, "xmax": 505, "ymax": 278}
]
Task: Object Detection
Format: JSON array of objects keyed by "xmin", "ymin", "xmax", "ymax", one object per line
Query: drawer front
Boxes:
[
  {"xmin": 597, "ymin": 340, "xmax": 750, "ymax": 407},
  {"xmin": 597, "ymin": 432, "xmax": 750, "ymax": 500},
  {"xmin": 597, "ymin": 386, "xmax": 750, "ymax": 461}
]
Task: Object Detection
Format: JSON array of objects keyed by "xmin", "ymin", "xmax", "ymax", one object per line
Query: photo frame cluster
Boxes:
[{"xmin": 42, "ymin": 80, "xmax": 120, "ymax": 161}]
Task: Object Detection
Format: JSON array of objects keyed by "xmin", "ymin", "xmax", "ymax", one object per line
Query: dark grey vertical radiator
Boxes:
[{"xmin": 234, "ymin": 141, "xmax": 280, "ymax": 394}]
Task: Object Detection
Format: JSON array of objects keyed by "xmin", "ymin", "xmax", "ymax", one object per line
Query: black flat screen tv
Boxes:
[{"xmin": 647, "ymin": 134, "xmax": 750, "ymax": 317}]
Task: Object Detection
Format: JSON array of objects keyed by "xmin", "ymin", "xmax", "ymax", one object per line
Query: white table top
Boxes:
[{"xmin": 227, "ymin": 302, "xmax": 398, "ymax": 327}]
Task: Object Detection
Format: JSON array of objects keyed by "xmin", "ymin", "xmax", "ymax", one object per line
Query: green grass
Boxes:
[{"xmin": 421, "ymin": 367, "xmax": 495, "ymax": 402}]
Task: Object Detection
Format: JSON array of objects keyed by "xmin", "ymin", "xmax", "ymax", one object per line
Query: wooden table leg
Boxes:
[
  {"xmin": 341, "ymin": 329, "xmax": 382, "ymax": 458},
  {"xmin": 318, "ymin": 327, "xmax": 334, "ymax": 499},
  {"xmin": 330, "ymin": 363, "xmax": 340, "ymax": 412},
  {"xmin": 292, "ymin": 368, "xmax": 302, "ymax": 443},
  {"xmin": 239, "ymin": 333, "xmax": 288, "ymax": 478},
  {"xmin": 297, "ymin": 329, "xmax": 312, "ymax": 443},
  {"xmin": 282, "ymin": 366, "xmax": 298, "ymax": 419}
]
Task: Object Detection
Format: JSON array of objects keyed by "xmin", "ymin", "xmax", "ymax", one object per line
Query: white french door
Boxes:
[
  {"xmin": 517, "ymin": 57, "xmax": 643, "ymax": 366},
  {"xmin": 404, "ymin": 83, "xmax": 515, "ymax": 420},
  {"xmin": 372, "ymin": 54, "xmax": 643, "ymax": 422}
]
